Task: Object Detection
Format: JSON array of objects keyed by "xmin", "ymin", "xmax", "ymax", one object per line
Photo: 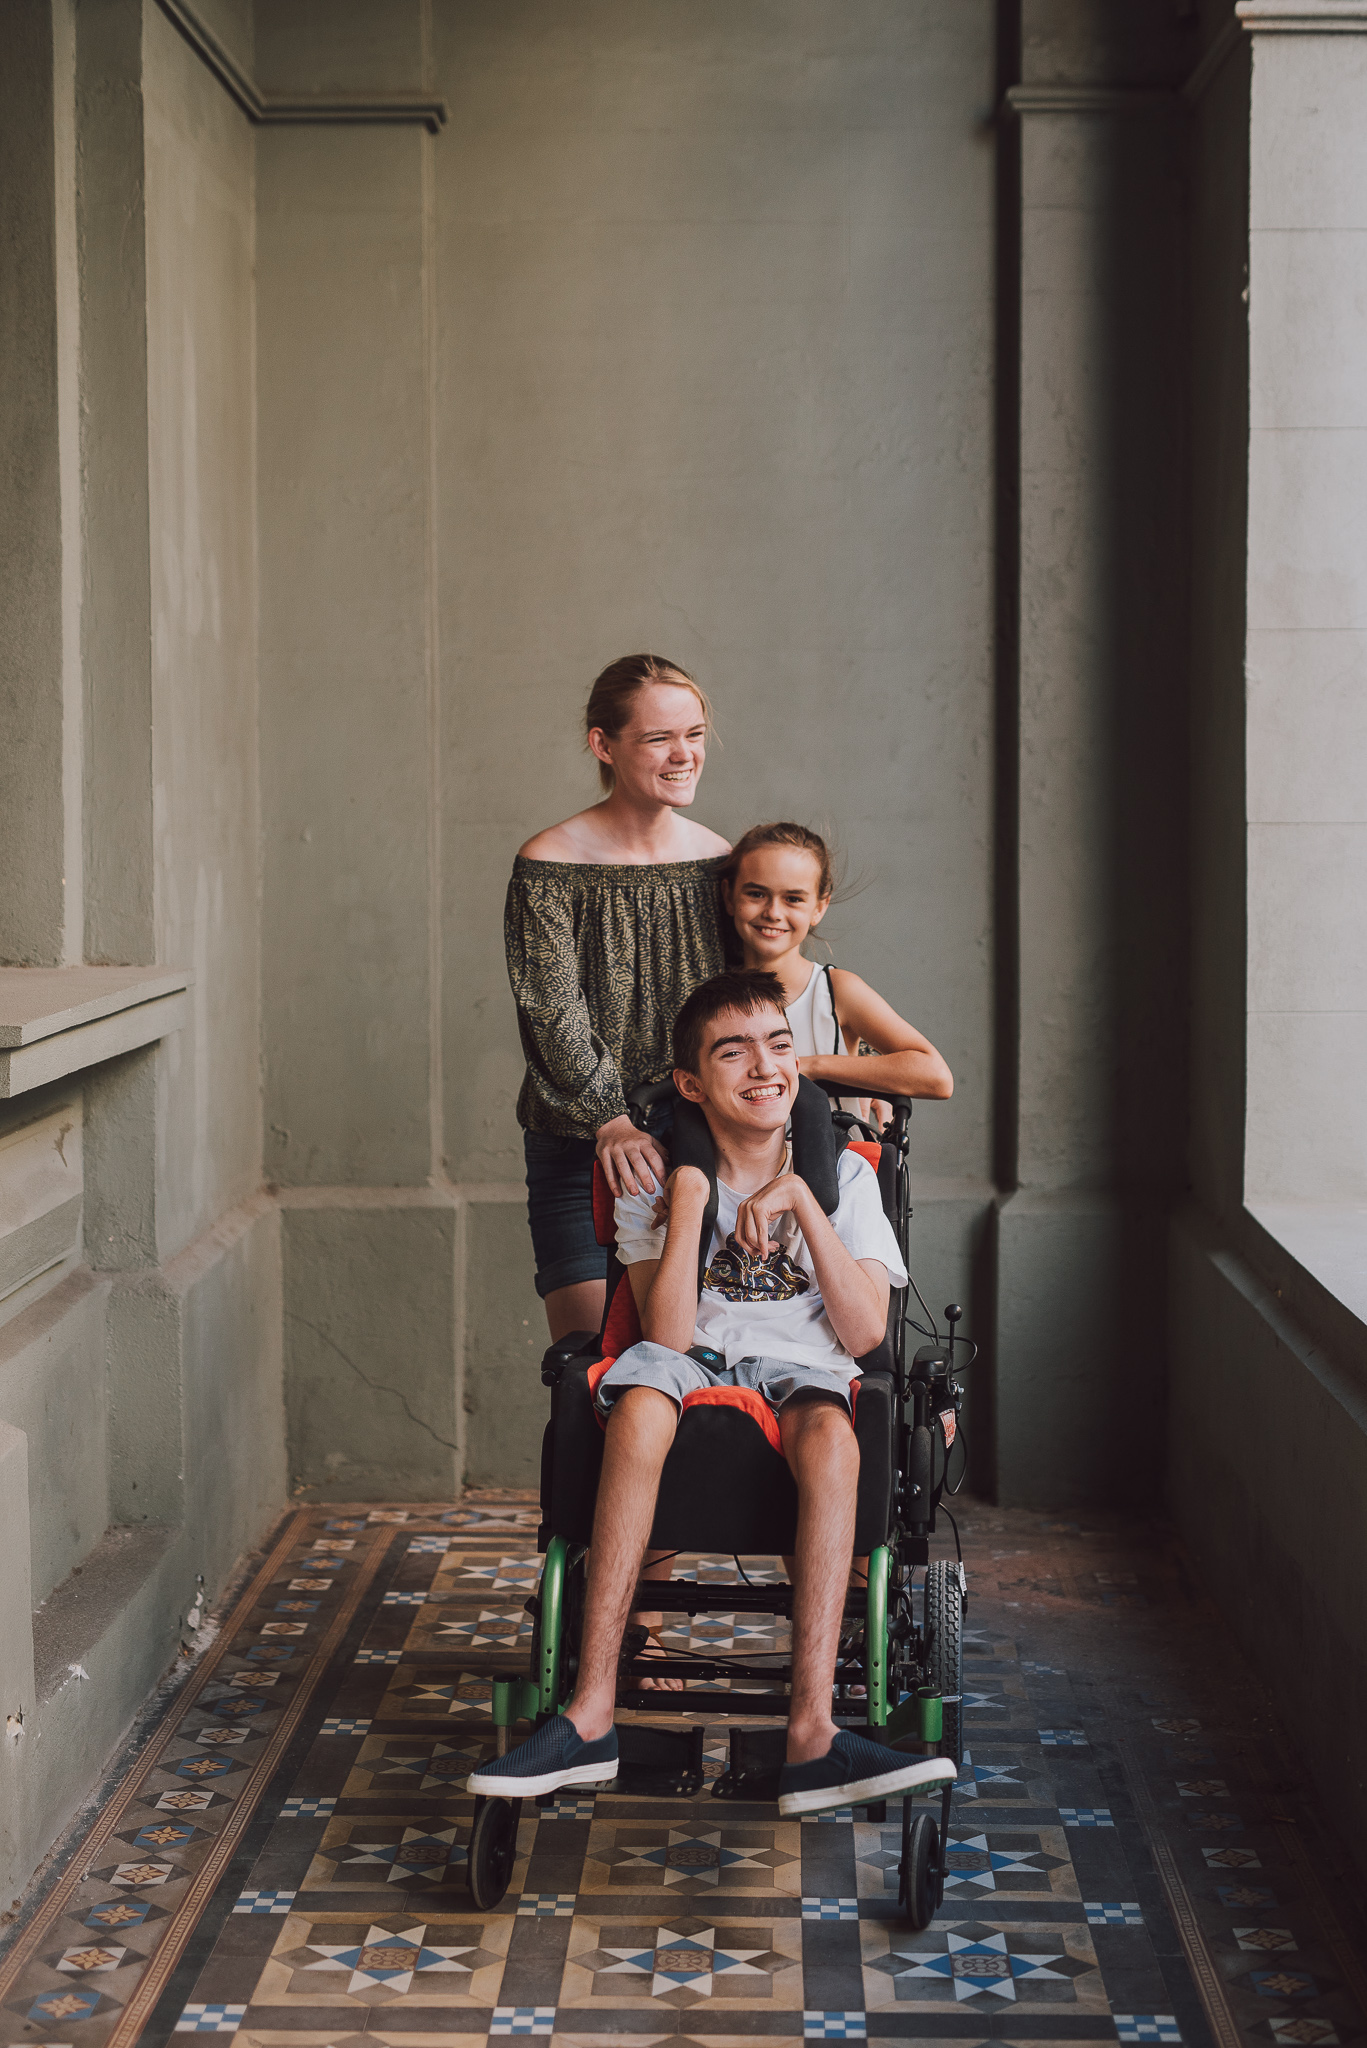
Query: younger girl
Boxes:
[{"xmin": 719, "ymin": 821, "xmax": 953, "ymax": 1110}]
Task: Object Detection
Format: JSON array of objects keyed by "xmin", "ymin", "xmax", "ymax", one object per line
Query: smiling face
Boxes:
[
  {"xmin": 675, "ymin": 1002, "xmax": 798, "ymax": 1137},
  {"xmin": 724, "ymin": 845, "xmax": 830, "ymax": 965},
  {"xmin": 589, "ymin": 680, "xmax": 708, "ymax": 809}
]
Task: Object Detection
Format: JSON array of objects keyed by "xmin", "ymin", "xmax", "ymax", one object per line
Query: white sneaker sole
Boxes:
[
  {"xmin": 466, "ymin": 1756, "xmax": 619, "ymax": 1799},
  {"xmin": 778, "ymin": 1754, "xmax": 956, "ymax": 1817}
]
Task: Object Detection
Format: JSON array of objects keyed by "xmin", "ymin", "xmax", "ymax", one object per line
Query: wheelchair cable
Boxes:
[
  {"xmin": 903, "ymin": 1273, "xmax": 940, "ymax": 1342},
  {"xmin": 932, "ymin": 1393, "xmax": 970, "ymax": 1497},
  {"xmin": 938, "ymin": 1497, "xmax": 964, "ymax": 1569}
]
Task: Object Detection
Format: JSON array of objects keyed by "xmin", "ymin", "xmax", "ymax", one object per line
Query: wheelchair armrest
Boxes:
[
  {"xmin": 854, "ymin": 1334, "xmax": 897, "ymax": 1377},
  {"xmin": 540, "ymin": 1329, "xmax": 602, "ymax": 1387}
]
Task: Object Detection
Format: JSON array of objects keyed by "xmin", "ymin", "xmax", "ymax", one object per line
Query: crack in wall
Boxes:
[{"xmin": 284, "ymin": 1311, "xmax": 460, "ymax": 1454}]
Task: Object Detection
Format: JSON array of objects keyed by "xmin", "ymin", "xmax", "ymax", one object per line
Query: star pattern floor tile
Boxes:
[{"xmin": 1, "ymin": 1492, "xmax": 1365, "ymax": 2048}]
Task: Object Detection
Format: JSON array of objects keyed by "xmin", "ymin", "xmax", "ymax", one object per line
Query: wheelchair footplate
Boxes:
[{"xmin": 614, "ymin": 1723, "xmax": 706, "ymax": 1797}]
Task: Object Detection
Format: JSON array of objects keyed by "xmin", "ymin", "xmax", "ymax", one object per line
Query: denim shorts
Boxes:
[
  {"xmin": 523, "ymin": 1131, "xmax": 605, "ymax": 1299},
  {"xmin": 523, "ymin": 1105, "xmax": 673, "ymax": 1300}
]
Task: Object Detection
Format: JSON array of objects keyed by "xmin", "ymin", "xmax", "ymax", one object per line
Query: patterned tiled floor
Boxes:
[{"xmin": 2, "ymin": 1494, "xmax": 1365, "ymax": 2048}]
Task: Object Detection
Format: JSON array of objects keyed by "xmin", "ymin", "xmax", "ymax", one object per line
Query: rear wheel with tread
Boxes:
[{"xmin": 924, "ymin": 1560, "xmax": 964, "ymax": 1768}]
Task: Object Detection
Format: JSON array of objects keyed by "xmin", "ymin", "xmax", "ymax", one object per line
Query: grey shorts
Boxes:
[{"xmin": 595, "ymin": 1340, "xmax": 855, "ymax": 1420}]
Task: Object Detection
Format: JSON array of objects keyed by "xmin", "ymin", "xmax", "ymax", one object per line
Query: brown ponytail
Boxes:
[{"xmin": 585, "ymin": 654, "xmax": 713, "ymax": 792}]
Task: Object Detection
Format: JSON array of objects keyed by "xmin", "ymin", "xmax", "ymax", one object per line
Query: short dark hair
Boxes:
[{"xmin": 672, "ymin": 969, "xmax": 789, "ymax": 1075}]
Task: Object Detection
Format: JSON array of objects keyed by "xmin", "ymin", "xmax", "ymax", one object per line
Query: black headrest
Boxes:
[
  {"xmin": 669, "ymin": 1074, "xmax": 843, "ymax": 1211},
  {"xmin": 790, "ymin": 1073, "xmax": 845, "ymax": 1215}
]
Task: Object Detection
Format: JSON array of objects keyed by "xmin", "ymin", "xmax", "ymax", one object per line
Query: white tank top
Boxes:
[
  {"xmin": 784, "ymin": 963, "xmax": 842, "ymax": 1057},
  {"xmin": 785, "ymin": 965, "xmax": 868, "ymax": 1119}
]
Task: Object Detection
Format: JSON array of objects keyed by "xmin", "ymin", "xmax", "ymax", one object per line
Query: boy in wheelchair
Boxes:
[{"xmin": 469, "ymin": 967, "xmax": 956, "ymax": 1819}]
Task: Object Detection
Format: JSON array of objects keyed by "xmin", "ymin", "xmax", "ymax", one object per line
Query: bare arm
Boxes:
[
  {"xmin": 798, "ymin": 970, "xmax": 953, "ymax": 1101},
  {"xmin": 731, "ymin": 1173, "xmax": 890, "ymax": 1358},
  {"xmin": 626, "ymin": 1165, "xmax": 710, "ymax": 1354}
]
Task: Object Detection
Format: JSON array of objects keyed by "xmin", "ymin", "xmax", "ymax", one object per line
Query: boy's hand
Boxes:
[
  {"xmin": 732, "ymin": 1171, "xmax": 807, "ymax": 1260},
  {"xmin": 651, "ymin": 1164, "xmax": 709, "ymax": 1229}
]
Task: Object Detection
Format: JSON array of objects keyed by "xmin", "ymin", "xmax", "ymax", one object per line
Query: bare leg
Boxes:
[
  {"xmin": 633, "ymin": 1547, "xmax": 685, "ymax": 1690},
  {"xmin": 564, "ymin": 1387, "xmax": 677, "ymax": 1740},
  {"xmin": 779, "ymin": 1397, "xmax": 859, "ymax": 1764},
  {"xmin": 544, "ymin": 1279, "xmax": 605, "ymax": 1343},
  {"xmin": 783, "ymin": 1555, "xmax": 865, "ymax": 1584}
]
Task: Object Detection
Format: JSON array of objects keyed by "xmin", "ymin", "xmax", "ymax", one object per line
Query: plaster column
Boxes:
[
  {"xmin": 78, "ymin": 0, "xmax": 156, "ymax": 967},
  {"xmin": 255, "ymin": 10, "xmax": 463, "ymax": 1500},
  {"xmin": 1238, "ymin": 2, "xmax": 1367, "ymax": 1205},
  {"xmin": 994, "ymin": 83, "xmax": 1187, "ymax": 1507},
  {"xmin": 0, "ymin": 0, "xmax": 81, "ymax": 968}
]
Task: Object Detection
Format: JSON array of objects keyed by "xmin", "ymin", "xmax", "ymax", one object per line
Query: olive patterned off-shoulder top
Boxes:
[{"xmin": 504, "ymin": 855, "xmax": 726, "ymax": 1138}]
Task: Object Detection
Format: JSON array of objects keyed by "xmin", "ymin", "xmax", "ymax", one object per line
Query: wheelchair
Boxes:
[{"xmin": 467, "ymin": 1074, "xmax": 972, "ymax": 1930}]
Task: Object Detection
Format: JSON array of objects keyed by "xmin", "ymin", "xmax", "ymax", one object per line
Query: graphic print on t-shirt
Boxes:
[{"xmin": 703, "ymin": 1235, "xmax": 811, "ymax": 1303}]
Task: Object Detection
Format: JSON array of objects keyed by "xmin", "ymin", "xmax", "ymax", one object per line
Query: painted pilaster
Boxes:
[
  {"xmin": 0, "ymin": 2, "xmax": 81, "ymax": 968},
  {"xmin": 994, "ymin": 53, "xmax": 1189, "ymax": 1505},
  {"xmin": 1238, "ymin": 2, "xmax": 1367, "ymax": 1203},
  {"xmin": 78, "ymin": 0, "xmax": 156, "ymax": 968}
]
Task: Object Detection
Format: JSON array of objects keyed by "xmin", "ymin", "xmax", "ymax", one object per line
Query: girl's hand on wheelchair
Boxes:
[
  {"xmin": 733, "ymin": 1171, "xmax": 805, "ymax": 1259},
  {"xmin": 595, "ymin": 1114, "xmax": 667, "ymax": 1199}
]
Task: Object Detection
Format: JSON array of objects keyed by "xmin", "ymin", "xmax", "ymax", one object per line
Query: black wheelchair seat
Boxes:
[{"xmin": 540, "ymin": 1353, "xmax": 896, "ymax": 1555}]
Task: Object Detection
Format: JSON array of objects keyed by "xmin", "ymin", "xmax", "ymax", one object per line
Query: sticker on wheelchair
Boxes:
[{"xmin": 937, "ymin": 1405, "xmax": 957, "ymax": 1449}]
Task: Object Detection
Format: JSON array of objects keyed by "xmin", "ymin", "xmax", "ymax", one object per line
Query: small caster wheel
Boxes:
[
  {"xmin": 468, "ymin": 1797, "xmax": 517, "ymax": 1909},
  {"xmin": 899, "ymin": 1806, "xmax": 939, "ymax": 1931}
]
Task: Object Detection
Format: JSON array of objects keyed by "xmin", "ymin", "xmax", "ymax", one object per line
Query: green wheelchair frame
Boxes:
[{"xmin": 468, "ymin": 1535, "xmax": 965, "ymax": 1927}]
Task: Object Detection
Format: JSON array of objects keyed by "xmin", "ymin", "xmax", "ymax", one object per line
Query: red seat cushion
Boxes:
[
  {"xmin": 601, "ymin": 1273, "xmax": 641, "ymax": 1358},
  {"xmin": 592, "ymin": 1161, "xmax": 616, "ymax": 1247}
]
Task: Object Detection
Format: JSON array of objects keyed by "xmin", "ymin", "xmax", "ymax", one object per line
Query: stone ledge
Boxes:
[
  {"xmin": 1247, "ymin": 1199, "xmax": 1367, "ymax": 1337},
  {"xmin": 0, "ymin": 967, "xmax": 190, "ymax": 1098},
  {"xmin": 32, "ymin": 1523, "xmax": 179, "ymax": 1706},
  {"xmin": 1238, "ymin": 1, "xmax": 1367, "ymax": 28}
]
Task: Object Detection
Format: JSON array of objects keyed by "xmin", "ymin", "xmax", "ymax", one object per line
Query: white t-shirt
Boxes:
[{"xmin": 614, "ymin": 1145, "xmax": 908, "ymax": 1382}]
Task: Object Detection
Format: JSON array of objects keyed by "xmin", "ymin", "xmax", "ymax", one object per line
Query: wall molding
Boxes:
[
  {"xmin": 1000, "ymin": 14, "xmax": 1255, "ymax": 117},
  {"xmin": 1001, "ymin": 83, "xmax": 1178, "ymax": 116},
  {"xmin": 1238, "ymin": 0, "xmax": 1367, "ymax": 26},
  {"xmin": 156, "ymin": 0, "xmax": 448, "ymax": 131}
]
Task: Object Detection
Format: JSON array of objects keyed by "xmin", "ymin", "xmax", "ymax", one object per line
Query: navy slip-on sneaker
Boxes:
[
  {"xmin": 777, "ymin": 1731, "xmax": 957, "ymax": 1817},
  {"xmin": 467, "ymin": 1715, "xmax": 619, "ymax": 1798}
]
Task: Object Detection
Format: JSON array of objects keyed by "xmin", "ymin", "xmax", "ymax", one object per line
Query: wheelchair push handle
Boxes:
[
  {"xmin": 808, "ymin": 1077, "xmax": 913, "ymax": 1152},
  {"xmin": 625, "ymin": 1077, "xmax": 676, "ymax": 1130}
]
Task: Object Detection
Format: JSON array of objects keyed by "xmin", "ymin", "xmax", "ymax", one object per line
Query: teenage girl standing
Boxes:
[
  {"xmin": 719, "ymin": 821, "xmax": 953, "ymax": 1109},
  {"xmin": 505, "ymin": 654, "xmax": 730, "ymax": 1341}
]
